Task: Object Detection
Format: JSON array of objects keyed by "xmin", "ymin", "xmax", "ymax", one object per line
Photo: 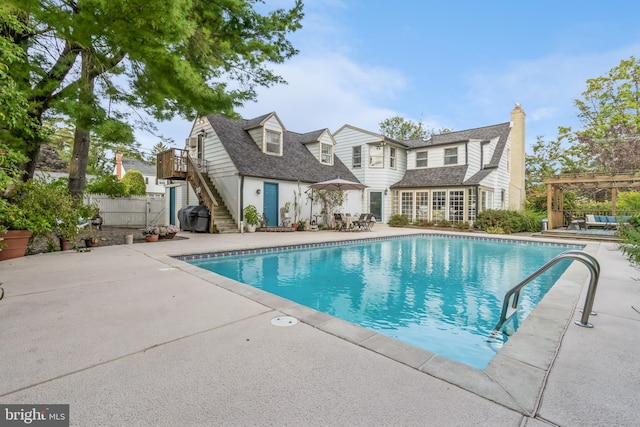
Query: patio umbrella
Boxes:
[{"xmin": 308, "ymin": 178, "xmax": 367, "ymax": 191}]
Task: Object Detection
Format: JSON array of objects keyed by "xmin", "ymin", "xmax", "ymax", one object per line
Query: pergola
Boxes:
[{"xmin": 542, "ymin": 173, "xmax": 640, "ymax": 228}]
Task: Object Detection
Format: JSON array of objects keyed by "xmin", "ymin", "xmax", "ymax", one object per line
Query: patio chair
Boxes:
[
  {"xmin": 360, "ymin": 213, "xmax": 375, "ymax": 231},
  {"xmin": 334, "ymin": 213, "xmax": 346, "ymax": 231},
  {"xmin": 563, "ymin": 210, "xmax": 585, "ymax": 230},
  {"xmin": 352, "ymin": 213, "xmax": 367, "ymax": 231}
]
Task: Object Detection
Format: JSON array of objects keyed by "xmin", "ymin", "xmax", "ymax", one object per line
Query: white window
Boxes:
[
  {"xmin": 370, "ymin": 145, "xmax": 384, "ymax": 168},
  {"xmin": 265, "ymin": 130, "xmax": 281, "ymax": 155},
  {"xmin": 432, "ymin": 191, "xmax": 446, "ymax": 222},
  {"xmin": 401, "ymin": 192, "xmax": 414, "ymax": 219},
  {"xmin": 352, "ymin": 146, "xmax": 362, "ymax": 168},
  {"xmin": 321, "ymin": 143, "xmax": 333, "ymax": 165},
  {"xmin": 444, "ymin": 147, "xmax": 458, "ymax": 165},
  {"xmin": 448, "ymin": 190, "xmax": 465, "ymax": 223},
  {"xmin": 416, "ymin": 191, "xmax": 429, "ymax": 221},
  {"xmin": 389, "ymin": 147, "xmax": 396, "ymax": 169},
  {"xmin": 416, "ymin": 151, "xmax": 428, "ymax": 168}
]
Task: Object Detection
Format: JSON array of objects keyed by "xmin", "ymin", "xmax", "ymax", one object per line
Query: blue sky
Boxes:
[{"xmin": 140, "ymin": 0, "xmax": 640, "ymax": 154}]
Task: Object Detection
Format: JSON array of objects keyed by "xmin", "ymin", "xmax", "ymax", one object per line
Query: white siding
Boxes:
[
  {"xmin": 248, "ymin": 128, "xmax": 262, "ymax": 148},
  {"xmin": 333, "ymin": 126, "xmax": 404, "ymax": 222}
]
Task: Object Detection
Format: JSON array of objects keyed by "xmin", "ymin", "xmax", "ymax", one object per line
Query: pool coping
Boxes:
[{"xmin": 167, "ymin": 233, "xmax": 595, "ymax": 416}]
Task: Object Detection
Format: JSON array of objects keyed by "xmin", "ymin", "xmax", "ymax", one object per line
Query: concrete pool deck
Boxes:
[{"xmin": 0, "ymin": 225, "xmax": 638, "ymax": 426}]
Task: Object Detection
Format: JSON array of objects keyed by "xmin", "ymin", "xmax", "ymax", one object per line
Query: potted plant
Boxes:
[
  {"xmin": 144, "ymin": 225, "xmax": 160, "ymax": 242},
  {"xmin": 81, "ymin": 228, "xmax": 101, "ymax": 248},
  {"xmin": 296, "ymin": 219, "xmax": 306, "ymax": 231},
  {"xmin": 243, "ymin": 205, "xmax": 260, "ymax": 232},
  {"xmin": 158, "ymin": 224, "xmax": 179, "ymax": 240},
  {"xmin": 283, "ymin": 202, "xmax": 291, "ymax": 218}
]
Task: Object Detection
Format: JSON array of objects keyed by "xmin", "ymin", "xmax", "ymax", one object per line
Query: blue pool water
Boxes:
[{"xmin": 185, "ymin": 235, "xmax": 580, "ymax": 369}]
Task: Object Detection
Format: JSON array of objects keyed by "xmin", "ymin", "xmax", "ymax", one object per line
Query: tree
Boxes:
[
  {"xmin": 378, "ymin": 116, "xmax": 452, "ymax": 141},
  {"xmin": 572, "ymin": 56, "xmax": 640, "ymax": 173},
  {"xmin": 120, "ymin": 170, "xmax": 146, "ymax": 196},
  {"xmin": 379, "ymin": 116, "xmax": 428, "ymax": 140},
  {"xmin": 1, "ymin": 0, "xmax": 304, "ymax": 196}
]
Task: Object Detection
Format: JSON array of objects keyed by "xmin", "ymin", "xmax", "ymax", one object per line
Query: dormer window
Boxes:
[
  {"xmin": 444, "ymin": 147, "xmax": 458, "ymax": 165},
  {"xmin": 416, "ymin": 150, "xmax": 428, "ymax": 168},
  {"xmin": 265, "ymin": 130, "xmax": 282, "ymax": 155},
  {"xmin": 321, "ymin": 143, "xmax": 333, "ymax": 165}
]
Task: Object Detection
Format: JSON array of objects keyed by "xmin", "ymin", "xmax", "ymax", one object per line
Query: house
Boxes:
[
  {"xmin": 157, "ymin": 112, "xmax": 362, "ymax": 232},
  {"xmin": 333, "ymin": 104, "xmax": 526, "ymax": 224},
  {"xmin": 114, "ymin": 153, "xmax": 167, "ymax": 195},
  {"xmin": 158, "ymin": 106, "xmax": 525, "ymax": 231}
]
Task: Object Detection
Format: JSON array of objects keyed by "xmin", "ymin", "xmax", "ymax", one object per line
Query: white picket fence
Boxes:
[{"xmin": 83, "ymin": 194, "xmax": 165, "ymax": 227}]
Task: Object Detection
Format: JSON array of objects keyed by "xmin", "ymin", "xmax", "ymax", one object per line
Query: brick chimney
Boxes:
[
  {"xmin": 114, "ymin": 153, "xmax": 124, "ymax": 180},
  {"xmin": 509, "ymin": 103, "xmax": 526, "ymax": 212}
]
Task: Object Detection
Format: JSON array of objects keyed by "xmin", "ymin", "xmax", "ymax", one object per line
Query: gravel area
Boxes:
[{"xmin": 27, "ymin": 226, "xmax": 182, "ymax": 254}]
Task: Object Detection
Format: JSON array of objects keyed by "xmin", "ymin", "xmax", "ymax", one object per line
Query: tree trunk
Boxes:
[
  {"xmin": 68, "ymin": 49, "xmax": 95, "ymax": 197},
  {"xmin": 68, "ymin": 127, "xmax": 91, "ymax": 197}
]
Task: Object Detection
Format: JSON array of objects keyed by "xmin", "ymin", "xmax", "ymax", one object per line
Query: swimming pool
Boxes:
[{"xmin": 183, "ymin": 235, "xmax": 581, "ymax": 369}]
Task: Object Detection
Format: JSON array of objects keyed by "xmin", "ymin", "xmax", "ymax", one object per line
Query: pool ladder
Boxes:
[{"xmin": 492, "ymin": 250, "xmax": 601, "ymax": 337}]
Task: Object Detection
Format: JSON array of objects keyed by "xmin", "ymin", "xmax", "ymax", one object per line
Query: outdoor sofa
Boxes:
[{"xmin": 585, "ymin": 214, "xmax": 631, "ymax": 229}]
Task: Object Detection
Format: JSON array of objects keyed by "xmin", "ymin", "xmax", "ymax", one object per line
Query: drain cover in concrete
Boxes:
[{"xmin": 271, "ymin": 316, "xmax": 298, "ymax": 327}]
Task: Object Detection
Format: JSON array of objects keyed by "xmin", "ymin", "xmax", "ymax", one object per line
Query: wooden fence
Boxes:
[{"xmin": 83, "ymin": 194, "xmax": 165, "ymax": 227}]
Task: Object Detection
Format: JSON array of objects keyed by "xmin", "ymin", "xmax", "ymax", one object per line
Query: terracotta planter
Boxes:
[
  {"xmin": 145, "ymin": 234, "xmax": 159, "ymax": 242},
  {"xmin": 59, "ymin": 238, "xmax": 72, "ymax": 251},
  {"xmin": 0, "ymin": 230, "xmax": 32, "ymax": 261}
]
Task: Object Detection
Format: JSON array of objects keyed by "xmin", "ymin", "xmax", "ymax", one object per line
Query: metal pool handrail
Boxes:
[{"xmin": 493, "ymin": 250, "xmax": 601, "ymax": 333}]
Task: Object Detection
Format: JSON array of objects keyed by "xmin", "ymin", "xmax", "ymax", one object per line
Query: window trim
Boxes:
[
  {"xmin": 369, "ymin": 145, "xmax": 384, "ymax": 168},
  {"xmin": 264, "ymin": 129, "xmax": 282, "ymax": 156},
  {"xmin": 389, "ymin": 147, "xmax": 396, "ymax": 169},
  {"xmin": 320, "ymin": 142, "xmax": 333, "ymax": 165},
  {"xmin": 352, "ymin": 146, "xmax": 362, "ymax": 168},
  {"xmin": 444, "ymin": 147, "xmax": 458, "ymax": 165},
  {"xmin": 415, "ymin": 150, "xmax": 428, "ymax": 168}
]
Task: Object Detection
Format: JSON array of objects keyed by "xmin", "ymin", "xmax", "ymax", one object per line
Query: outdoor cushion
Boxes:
[
  {"xmin": 606, "ymin": 216, "xmax": 618, "ymax": 223},
  {"xmin": 595, "ymin": 215, "xmax": 607, "ymax": 222}
]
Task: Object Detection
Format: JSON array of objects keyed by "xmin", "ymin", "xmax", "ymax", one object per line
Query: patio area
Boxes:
[{"xmin": 0, "ymin": 225, "xmax": 638, "ymax": 425}]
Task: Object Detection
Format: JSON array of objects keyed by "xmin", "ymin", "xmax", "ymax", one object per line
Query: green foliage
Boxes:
[
  {"xmin": 243, "ymin": 205, "xmax": 260, "ymax": 225},
  {"xmin": 378, "ymin": 116, "xmax": 452, "ymax": 141},
  {"xmin": 86, "ymin": 174, "xmax": 128, "ymax": 196},
  {"xmin": 476, "ymin": 209, "xmax": 544, "ymax": 233},
  {"xmin": 572, "ymin": 56, "xmax": 640, "ymax": 173},
  {"xmin": 617, "ymin": 191, "xmax": 640, "ymax": 212},
  {"xmin": 388, "ymin": 214, "xmax": 409, "ymax": 227},
  {"xmin": 315, "ymin": 190, "xmax": 344, "ymax": 226},
  {"xmin": 120, "ymin": 170, "xmax": 146, "ymax": 195},
  {"xmin": 619, "ymin": 216, "xmax": 640, "ymax": 266},
  {"xmin": 3, "ymin": 0, "xmax": 304, "ymax": 187}
]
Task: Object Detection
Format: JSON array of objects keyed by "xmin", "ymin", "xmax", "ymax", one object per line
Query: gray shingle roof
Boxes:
[
  {"xmin": 207, "ymin": 114, "xmax": 359, "ymax": 184},
  {"xmin": 122, "ymin": 158, "xmax": 155, "ymax": 175},
  {"xmin": 391, "ymin": 165, "xmax": 469, "ymax": 188},
  {"xmin": 392, "ymin": 122, "xmax": 511, "ymax": 188}
]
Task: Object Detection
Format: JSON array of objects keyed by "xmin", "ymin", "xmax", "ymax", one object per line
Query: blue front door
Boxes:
[{"xmin": 263, "ymin": 183, "xmax": 278, "ymax": 227}]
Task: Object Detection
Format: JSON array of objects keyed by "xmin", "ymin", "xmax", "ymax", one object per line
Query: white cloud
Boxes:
[{"xmin": 238, "ymin": 54, "xmax": 406, "ymax": 132}]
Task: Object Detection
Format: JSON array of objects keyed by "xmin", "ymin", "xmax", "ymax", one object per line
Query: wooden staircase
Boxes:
[
  {"xmin": 200, "ymin": 175, "xmax": 239, "ymax": 233},
  {"xmin": 157, "ymin": 149, "xmax": 238, "ymax": 233}
]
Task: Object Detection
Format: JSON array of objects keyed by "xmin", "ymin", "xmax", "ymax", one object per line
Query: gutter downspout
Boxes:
[{"xmin": 240, "ymin": 175, "xmax": 245, "ymax": 233}]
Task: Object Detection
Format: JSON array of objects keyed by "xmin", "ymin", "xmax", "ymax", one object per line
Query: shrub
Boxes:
[
  {"xmin": 86, "ymin": 174, "xmax": 127, "ymax": 196},
  {"xmin": 619, "ymin": 215, "xmax": 640, "ymax": 266},
  {"xmin": 388, "ymin": 214, "xmax": 409, "ymax": 227},
  {"xmin": 436, "ymin": 219, "xmax": 452, "ymax": 228},
  {"xmin": 476, "ymin": 209, "xmax": 543, "ymax": 233},
  {"xmin": 121, "ymin": 170, "xmax": 146, "ymax": 195}
]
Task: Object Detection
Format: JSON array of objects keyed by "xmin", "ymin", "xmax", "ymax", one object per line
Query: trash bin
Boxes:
[
  {"xmin": 541, "ymin": 218, "xmax": 548, "ymax": 231},
  {"xmin": 193, "ymin": 205, "xmax": 210, "ymax": 233}
]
